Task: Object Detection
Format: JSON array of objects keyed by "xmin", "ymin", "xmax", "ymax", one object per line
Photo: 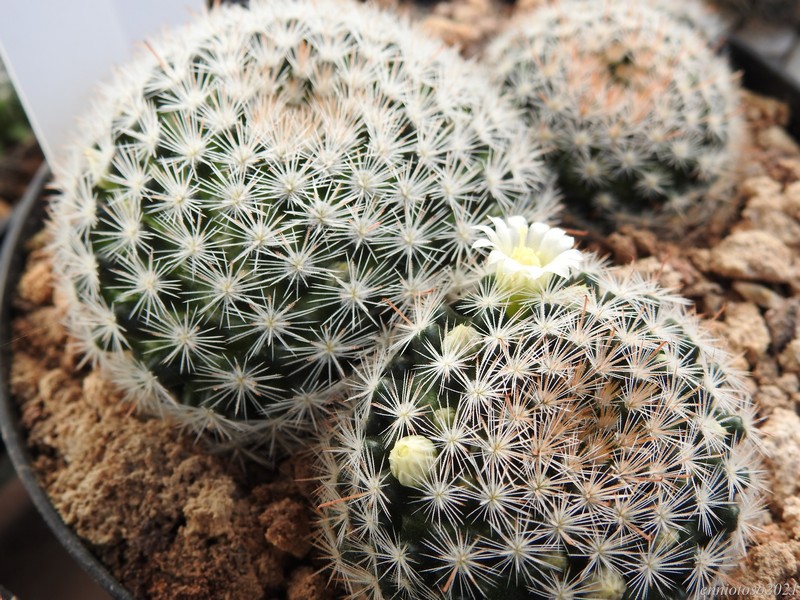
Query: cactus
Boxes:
[
  {"xmin": 49, "ymin": 0, "xmax": 556, "ymax": 454},
  {"xmin": 317, "ymin": 216, "xmax": 764, "ymax": 599},
  {"xmin": 485, "ymin": 0, "xmax": 742, "ymax": 232}
]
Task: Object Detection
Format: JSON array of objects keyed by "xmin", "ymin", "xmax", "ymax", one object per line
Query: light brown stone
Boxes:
[
  {"xmin": 722, "ymin": 302, "xmax": 771, "ymax": 364},
  {"xmin": 733, "ymin": 281, "xmax": 783, "ymax": 309},
  {"xmin": 761, "ymin": 409, "xmax": 800, "ymax": 507},
  {"xmin": 709, "ymin": 230, "xmax": 795, "ymax": 283},
  {"xmin": 758, "ymin": 125, "xmax": 800, "ymax": 155}
]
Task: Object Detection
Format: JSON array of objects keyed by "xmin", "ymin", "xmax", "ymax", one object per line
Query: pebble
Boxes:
[
  {"xmin": 765, "ymin": 298, "xmax": 800, "ymax": 352},
  {"xmin": 755, "ymin": 384, "xmax": 792, "ymax": 414},
  {"xmin": 761, "ymin": 409, "xmax": 800, "ymax": 508},
  {"xmin": 758, "ymin": 126, "xmax": 800, "ymax": 156},
  {"xmin": 708, "ymin": 230, "xmax": 795, "ymax": 283},
  {"xmin": 779, "ymin": 339, "xmax": 800, "ymax": 373},
  {"xmin": 780, "ymin": 497, "xmax": 800, "ymax": 539},
  {"xmin": 736, "ymin": 20, "xmax": 798, "ymax": 58},
  {"xmin": 723, "ymin": 302, "xmax": 771, "ymax": 364},
  {"xmin": 739, "ymin": 196, "xmax": 800, "ymax": 250},
  {"xmin": 740, "ymin": 176, "xmax": 784, "ymax": 200},
  {"xmin": 777, "ymin": 373, "xmax": 800, "ymax": 395},
  {"xmin": 606, "ymin": 232, "xmax": 637, "ymax": 264},
  {"xmin": 733, "ymin": 281, "xmax": 783, "ymax": 309},
  {"xmin": 783, "ymin": 182, "xmax": 800, "ymax": 221}
]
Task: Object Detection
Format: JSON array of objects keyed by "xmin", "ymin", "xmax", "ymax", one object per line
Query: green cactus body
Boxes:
[
  {"xmin": 318, "ymin": 253, "xmax": 763, "ymax": 599},
  {"xmin": 50, "ymin": 0, "xmax": 556, "ymax": 454},
  {"xmin": 485, "ymin": 0, "xmax": 742, "ymax": 232}
]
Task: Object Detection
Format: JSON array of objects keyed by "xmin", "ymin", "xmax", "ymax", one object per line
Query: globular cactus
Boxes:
[
  {"xmin": 318, "ymin": 216, "xmax": 764, "ymax": 599},
  {"xmin": 485, "ymin": 0, "xmax": 743, "ymax": 232},
  {"xmin": 49, "ymin": 0, "xmax": 556, "ymax": 455}
]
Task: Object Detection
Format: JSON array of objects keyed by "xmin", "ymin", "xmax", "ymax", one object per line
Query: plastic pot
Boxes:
[
  {"xmin": 728, "ymin": 35, "xmax": 800, "ymax": 141},
  {"xmin": 0, "ymin": 165, "xmax": 135, "ymax": 600}
]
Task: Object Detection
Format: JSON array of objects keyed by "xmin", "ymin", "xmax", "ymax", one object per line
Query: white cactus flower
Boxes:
[
  {"xmin": 473, "ymin": 215, "xmax": 584, "ymax": 291},
  {"xmin": 389, "ymin": 435, "xmax": 437, "ymax": 487}
]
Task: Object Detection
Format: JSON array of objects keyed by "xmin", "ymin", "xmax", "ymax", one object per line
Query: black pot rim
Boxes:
[
  {"xmin": 728, "ymin": 35, "xmax": 800, "ymax": 142},
  {"xmin": 0, "ymin": 164, "xmax": 135, "ymax": 600}
]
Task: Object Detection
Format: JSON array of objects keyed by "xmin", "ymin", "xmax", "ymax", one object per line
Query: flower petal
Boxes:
[{"xmin": 472, "ymin": 215, "xmax": 585, "ymax": 290}]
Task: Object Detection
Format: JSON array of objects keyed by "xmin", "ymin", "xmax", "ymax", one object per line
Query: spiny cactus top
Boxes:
[
  {"xmin": 485, "ymin": 0, "xmax": 742, "ymax": 231},
  {"xmin": 318, "ymin": 217, "xmax": 763, "ymax": 599},
  {"xmin": 49, "ymin": 0, "xmax": 555, "ymax": 454}
]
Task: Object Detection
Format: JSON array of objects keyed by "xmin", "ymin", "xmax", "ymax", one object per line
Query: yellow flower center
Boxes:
[{"xmin": 510, "ymin": 245, "xmax": 543, "ymax": 267}]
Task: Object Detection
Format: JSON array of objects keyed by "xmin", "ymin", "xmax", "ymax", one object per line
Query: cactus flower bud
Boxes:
[{"xmin": 389, "ymin": 435, "xmax": 437, "ymax": 488}]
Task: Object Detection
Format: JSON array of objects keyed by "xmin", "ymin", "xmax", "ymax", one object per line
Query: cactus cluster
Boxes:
[
  {"xmin": 49, "ymin": 0, "xmax": 556, "ymax": 453},
  {"xmin": 485, "ymin": 0, "xmax": 742, "ymax": 231},
  {"xmin": 318, "ymin": 217, "xmax": 764, "ymax": 600},
  {"xmin": 41, "ymin": 0, "xmax": 768, "ymax": 595}
]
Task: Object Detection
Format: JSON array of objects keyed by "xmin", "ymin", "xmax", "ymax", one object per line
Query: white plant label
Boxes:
[{"xmin": 0, "ymin": 0, "xmax": 204, "ymax": 166}]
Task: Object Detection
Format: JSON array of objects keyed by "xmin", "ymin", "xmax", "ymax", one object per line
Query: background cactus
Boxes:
[
  {"xmin": 485, "ymin": 0, "xmax": 742, "ymax": 232},
  {"xmin": 318, "ymin": 219, "xmax": 763, "ymax": 599},
  {"xmin": 49, "ymin": 0, "xmax": 556, "ymax": 454}
]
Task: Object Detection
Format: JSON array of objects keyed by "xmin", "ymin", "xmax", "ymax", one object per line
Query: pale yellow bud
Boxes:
[
  {"xmin": 589, "ymin": 569, "xmax": 626, "ymax": 600},
  {"xmin": 442, "ymin": 324, "xmax": 480, "ymax": 355},
  {"xmin": 389, "ymin": 435, "xmax": 437, "ymax": 488}
]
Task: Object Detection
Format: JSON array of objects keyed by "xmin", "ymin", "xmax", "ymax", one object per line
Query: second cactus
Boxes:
[
  {"xmin": 485, "ymin": 0, "xmax": 742, "ymax": 232},
  {"xmin": 318, "ymin": 217, "xmax": 764, "ymax": 600}
]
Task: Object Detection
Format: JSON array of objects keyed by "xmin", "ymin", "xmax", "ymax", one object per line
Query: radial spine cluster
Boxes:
[
  {"xmin": 485, "ymin": 0, "xmax": 742, "ymax": 230},
  {"xmin": 318, "ymin": 227, "xmax": 763, "ymax": 599},
  {"xmin": 49, "ymin": 0, "xmax": 555, "ymax": 453}
]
